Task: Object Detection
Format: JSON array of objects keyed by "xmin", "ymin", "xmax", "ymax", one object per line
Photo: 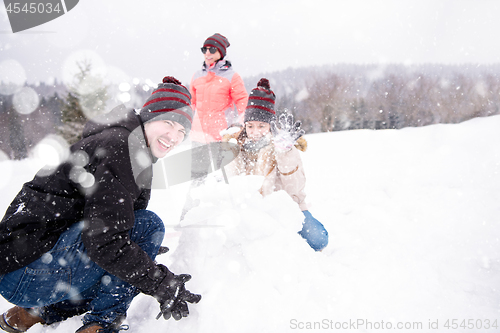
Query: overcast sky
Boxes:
[{"xmin": 1, "ymin": 0, "xmax": 500, "ymax": 87}]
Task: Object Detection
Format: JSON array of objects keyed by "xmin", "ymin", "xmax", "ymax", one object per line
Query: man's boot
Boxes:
[
  {"xmin": 75, "ymin": 316, "xmax": 128, "ymax": 333},
  {"xmin": 0, "ymin": 306, "xmax": 45, "ymax": 332},
  {"xmin": 74, "ymin": 323, "xmax": 104, "ymax": 333}
]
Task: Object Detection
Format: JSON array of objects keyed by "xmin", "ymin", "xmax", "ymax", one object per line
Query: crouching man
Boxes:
[{"xmin": 0, "ymin": 77, "xmax": 201, "ymax": 333}]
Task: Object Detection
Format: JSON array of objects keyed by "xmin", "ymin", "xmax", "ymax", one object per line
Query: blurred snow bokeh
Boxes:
[{"xmin": 0, "ymin": 59, "xmax": 26, "ymax": 96}]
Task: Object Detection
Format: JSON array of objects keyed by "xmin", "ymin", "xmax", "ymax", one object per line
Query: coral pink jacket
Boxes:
[{"xmin": 190, "ymin": 60, "xmax": 248, "ymax": 142}]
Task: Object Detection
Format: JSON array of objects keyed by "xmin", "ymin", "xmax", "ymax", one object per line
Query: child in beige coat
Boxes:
[{"xmin": 222, "ymin": 79, "xmax": 328, "ymax": 251}]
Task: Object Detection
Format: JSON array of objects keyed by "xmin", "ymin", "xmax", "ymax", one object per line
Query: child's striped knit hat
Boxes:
[{"xmin": 244, "ymin": 78, "xmax": 276, "ymax": 124}]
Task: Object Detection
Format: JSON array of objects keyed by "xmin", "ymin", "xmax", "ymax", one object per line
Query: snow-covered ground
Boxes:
[{"xmin": 1, "ymin": 115, "xmax": 499, "ymax": 332}]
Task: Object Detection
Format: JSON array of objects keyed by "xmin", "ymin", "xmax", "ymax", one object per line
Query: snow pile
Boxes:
[
  {"xmin": 1, "ymin": 115, "xmax": 500, "ymax": 333},
  {"xmin": 163, "ymin": 176, "xmax": 331, "ymax": 332},
  {"xmin": 125, "ymin": 175, "xmax": 336, "ymax": 333}
]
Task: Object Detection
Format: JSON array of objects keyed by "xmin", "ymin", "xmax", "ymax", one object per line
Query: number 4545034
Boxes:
[
  {"xmin": 5, "ymin": 2, "xmax": 62, "ymax": 14},
  {"xmin": 444, "ymin": 319, "xmax": 498, "ymax": 330}
]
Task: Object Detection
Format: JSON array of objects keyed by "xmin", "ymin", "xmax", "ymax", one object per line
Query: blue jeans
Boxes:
[
  {"xmin": 0, "ymin": 209, "xmax": 165, "ymax": 327},
  {"xmin": 299, "ymin": 210, "xmax": 329, "ymax": 251}
]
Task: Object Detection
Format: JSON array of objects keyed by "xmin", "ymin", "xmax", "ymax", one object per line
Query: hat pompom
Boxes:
[
  {"xmin": 163, "ymin": 76, "xmax": 182, "ymax": 85},
  {"xmin": 257, "ymin": 78, "xmax": 271, "ymax": 90}
]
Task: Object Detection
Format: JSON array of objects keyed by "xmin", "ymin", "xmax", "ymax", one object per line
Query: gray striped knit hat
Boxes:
[
  {"xmin": 204, "ymin": 33, "xmax": 230, "ymax": 59},
  {"xmin": 140, "ymin": 76, "xmax": 193, "ymax": 135},
  {"xmin": 244, "ymin": 78, "xmax": 276, "ymax": 124}
]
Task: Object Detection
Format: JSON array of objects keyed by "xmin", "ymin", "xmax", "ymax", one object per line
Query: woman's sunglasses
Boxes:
[{"xmin": 201, "ymin": 46, "xmax": 218, "ymax": 54}]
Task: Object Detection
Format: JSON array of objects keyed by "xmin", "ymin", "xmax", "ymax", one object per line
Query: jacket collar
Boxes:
[{"xmin": 202, "ymin": 59, "xmax": 232, "ymax": 73}]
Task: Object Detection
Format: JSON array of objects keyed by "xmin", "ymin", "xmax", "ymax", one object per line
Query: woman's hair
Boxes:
[{"xmin": 237, "ymin": 127, "xmax": 248, "ymax": 145}]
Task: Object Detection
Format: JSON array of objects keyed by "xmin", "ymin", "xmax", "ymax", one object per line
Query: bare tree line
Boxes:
[{"xmin": 246, "ymin": 63, "xmax": 500, "ymax": 133}]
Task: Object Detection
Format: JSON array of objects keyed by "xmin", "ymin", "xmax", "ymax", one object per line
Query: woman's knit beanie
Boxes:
[{"xmin": 203, "ymin": 33, "xmax": 230, "ymax": 59}]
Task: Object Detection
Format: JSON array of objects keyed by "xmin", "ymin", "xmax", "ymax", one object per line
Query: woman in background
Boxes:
[{"xmin": 189, "ymin": 33, "xmax": 248, "ymax": 143}]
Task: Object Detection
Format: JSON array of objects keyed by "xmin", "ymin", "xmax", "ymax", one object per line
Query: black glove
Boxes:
[
  {"xmin": 270, "ymin": 113, "xmax": 305, "ymax": 151},
  {"xmin": 154, "ymin": 271, "xmax": 201, "ymax": 321}
]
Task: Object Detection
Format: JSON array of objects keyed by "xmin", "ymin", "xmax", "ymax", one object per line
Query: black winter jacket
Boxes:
[{"xmin": 0, "ymin": 105, "xmax": 169, "ymax": 296}]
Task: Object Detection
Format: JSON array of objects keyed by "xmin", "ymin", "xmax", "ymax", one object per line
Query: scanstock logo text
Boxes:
[{"xmin": 4, "ymin": 0, "xmax": 79, "ymax": 33}]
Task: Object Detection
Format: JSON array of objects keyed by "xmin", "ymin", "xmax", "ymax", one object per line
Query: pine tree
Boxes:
[
  {"xmin": 59, "ymin": 91, "xmax": 86, "ymax": 144},
  {"xmin": 7, "ymin": 98, "xmax": 28, "ymax": 160},
  {"xmin": 58, "ymin": 59, "xmax": 108, "ymax": 145}
]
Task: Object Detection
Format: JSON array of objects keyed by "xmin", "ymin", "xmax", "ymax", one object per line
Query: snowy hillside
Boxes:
[{"xmin": 1, "ymin": 115, "xmax": 499, "ymax": 332}]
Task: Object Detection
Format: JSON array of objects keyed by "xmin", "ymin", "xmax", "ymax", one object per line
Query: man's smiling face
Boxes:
[{"xmin": 144, "ymin": 120, "xmax": 186, "ymax": 158}]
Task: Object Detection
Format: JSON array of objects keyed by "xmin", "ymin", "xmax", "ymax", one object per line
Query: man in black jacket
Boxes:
[{"xmin": 0, "ymin": 77, "xmax": 201, "ymax": 333}]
